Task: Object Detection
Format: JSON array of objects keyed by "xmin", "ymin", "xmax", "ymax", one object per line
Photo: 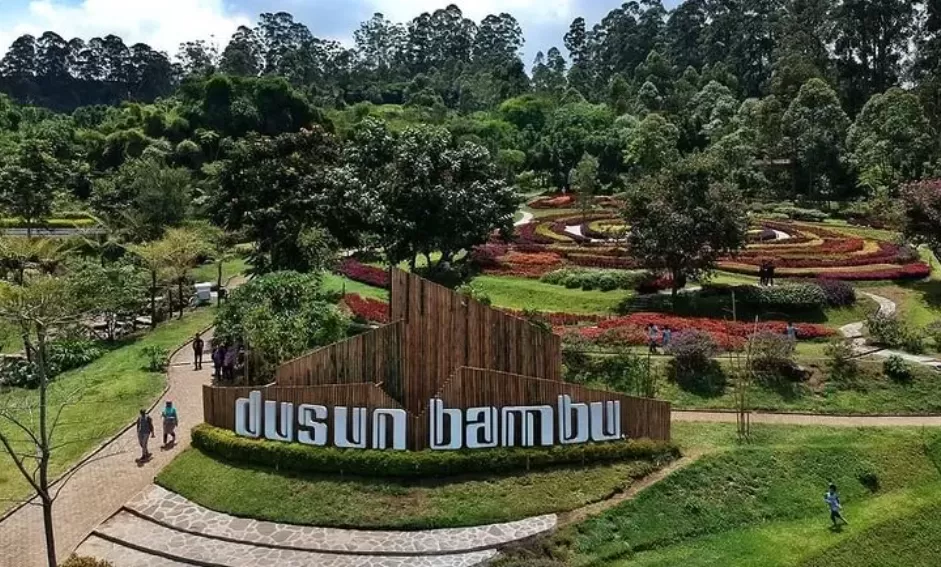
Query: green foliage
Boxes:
[
  {"xmin": 455, "ymin": 282, "xmax": 492, "ymax": 305},
  {"xmin": 749, "ymin": 330, "xmax": 802, "ymax": 385},
  {"xmin": 882, "ymin": 355, "xmax": 913, "ymax": 384},
  {"xmin": 541, "ymin": 268, "xmax": 645, "ymax": 292},
  {"xmin": 191, "ymin": 424, "xmax": 679, "ymax": 478},
  {"xmin": 141, "ymin": 345, "xmax": 169, "ymax": 372},
  {"xmin": 732, "ymin": 282, "xmax": 829, "ymax": 310},
  {"xmin": 866, "ymin": 313, "xmax": 925, "ymax": 354},
  {"xmin": 213, "ymin": 271, "xmax": 347, "ymax": 381},
  {"xmin": 594, "ymin": 354, "xmax": 657, "ymax": 398},
  {"xmin": 667, "ymin": 330, "xmax": 725, "ymax": 395},
  {"xmin": 927, "ymin": 320, "xmax": 941, "ymax": 351},
  {"xmin": 825, "ymin": 339, "xmax": 860, "ymax": 387},
  {"xmin": 47, "ymin": 338, "xmax": 104, "ymax": 374}
]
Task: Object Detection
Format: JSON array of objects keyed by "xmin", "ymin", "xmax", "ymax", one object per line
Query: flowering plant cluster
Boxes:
[
  {"xmin": 343, "ymin": 294, "xmax": 390, "ymax": 323},
  {"xmin": 337, "ymin": 259, "xmax": 390, "ymax": 288}
]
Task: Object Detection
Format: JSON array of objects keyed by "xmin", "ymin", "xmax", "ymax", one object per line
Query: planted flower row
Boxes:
[
  {"xmin": 343, "ymin": 294, "xmax": 390, "ymax": 323},
  {"xmin": 337, "ymin": 258, "xmax": 390, "ymax": 288}
]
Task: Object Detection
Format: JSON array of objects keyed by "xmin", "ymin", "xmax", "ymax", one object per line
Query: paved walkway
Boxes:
[
  {"xmin": 0, "ymin": 332, "xmax": 214, "ymax": 567},
  {"xmin": 839, "ymin": 291, "xmax": 941, "ymax": 369},
  {"xmin": 514, "ymin": 211, "xmax": 534, "ymax": 227},
  {"xmin": 70, "ymin": 485, "xmax": 553, "ymax": 566}
]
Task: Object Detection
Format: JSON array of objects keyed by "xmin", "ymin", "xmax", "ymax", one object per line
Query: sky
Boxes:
[{"xmin": 0, "ymin": 0, "xmax": 680, "ymax": 65}]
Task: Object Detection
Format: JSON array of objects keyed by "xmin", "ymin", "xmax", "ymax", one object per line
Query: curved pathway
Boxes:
[
  {"xmin": 839, "ymin": 291, "xmax": 941, "ymax": 369},
  {"xmin": 73, "ymin": 485, "xmax": 552, "ymax": 566},
  {"xmin": 514, "ymin": 211, "xmax": 534, "ymax": 227},
  {"xmin": 0, "ymin": 331, "xmax": 216, "ymax": 567}
]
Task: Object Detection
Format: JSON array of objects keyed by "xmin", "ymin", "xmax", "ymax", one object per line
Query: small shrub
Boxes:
[
  {"xmin": 867, "ymin": 314, "xmax": 924, "ymax": 354},
  {"xmin": 772, "ymin": 205, "xmax": 828, "ymax": 222},
  {"xmin": 47, "ymin": 338, "xmax": 104, "ymax": 374},
  {"xmin": 825, "ymin": 339, "xmax": 860, "ymax": 387},
  {"xmin": 60, "ymin": 557, "xmax": 115, "ymax": 567},
  {"xmin": 456, "ymin": 283, "xmax": 492, "ymax": 306},
  {"xmin": 857, "ymin": 469, "xmax": 880, "ymax": 493},
  {"xmin": 749, "ymin": 330, "xmax": 803, "ymax": 385},
  {"xmin": 814, "ymin": 278, "xmax": 857, "ymax": 307},
  {"xmin": 668, "ymin": 331, "xmax": 725, "ymax": 395},
  {"xmin": 883, "ymin": 355, "xmax": 913, "ymax": 384},
  {"xmin": 595, "ymin": 354, "xmax": 656, "ymax": 398},
  {"xmin": 0, "ymin": 358, "xmax": 38, "ymax": 388},
  {"xmin": 927, "ymin": 320, "xmax": 941, "ymax": 351},
  {"xmin": 142, "ymin": 345, "xmax": 169, "ymax": 372}
]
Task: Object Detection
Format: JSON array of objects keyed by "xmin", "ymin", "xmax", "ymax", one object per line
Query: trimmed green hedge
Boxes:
[{"xmin": 192, "ymin": 424, "xmax": 679, "ymax": 478}]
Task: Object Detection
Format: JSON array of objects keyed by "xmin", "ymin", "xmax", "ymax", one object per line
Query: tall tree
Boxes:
[
  {"xmin": 782, "ymin": 78, "xmax": 851, "ymax": 201},
  {"xmin": 0, "ymin": 139, "xmax": 66, "ymax": 237},
  {"xmin": 626, "ymin": 155, "xmax": 748, "ymax": 297},
  {"xmin": 219, "ymin": 26, "xmax": 262, "ymax": 76}
]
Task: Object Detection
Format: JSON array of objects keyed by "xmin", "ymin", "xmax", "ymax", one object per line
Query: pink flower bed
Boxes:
[{"xmin": 337, "ymin": 259, "xmax": 390, "ymax": 288}]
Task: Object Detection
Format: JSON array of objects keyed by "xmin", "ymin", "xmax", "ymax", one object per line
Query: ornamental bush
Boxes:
[
  {"xmin": 190, "ymin": 424, "xmax": 680, "ymax": 478},
  {"xmin": 813, "ymin": 278, "xmax": 857, "ymax": 307},
  {"xmin": 733, "ymin": 283, "xmax": 828, "ymax": 310},
  {"xmin": 540, "ymin": 268, "xmax": 645, "ymax": 292},
  {"xmin": 59, "ymin": 557, "xmax": 114, "ymax": 567},
  {"xmin": 749, "ymin": 330, "xmax": 804, "ymax": 385},
  {"xmin": 883, "ymin": 355, "xmax": 913, "ymax": 384},
  {"xmin": 825, "ymin": 339, "xmax": 860, "ymax": 388},
  {"xmin": 866, "ymin": 314, "xmax": 925, "ymax": 354},
  {"xmin": 667, "ymin": 330, "xmax": 726, "ymax": 395}
]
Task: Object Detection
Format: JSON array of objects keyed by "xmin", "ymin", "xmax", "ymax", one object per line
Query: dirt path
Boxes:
[
  {"xmin": 673, "ymin": 410, "xmax": 941, "ymax": 427},
  {"xmin": 0, "ymin": 331, "xmax": 216, "ymax": 567},
  {"xmin": 559, "ymin": 450, "xmax": 707, "ymax": 526}
]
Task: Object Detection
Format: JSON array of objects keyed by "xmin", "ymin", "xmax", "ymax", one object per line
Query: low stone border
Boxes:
[{"xmin": 125, "ymin": 485, "xmax": 557, "ymax": 556}]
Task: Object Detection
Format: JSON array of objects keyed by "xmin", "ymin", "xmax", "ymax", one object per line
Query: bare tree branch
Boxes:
[{"xmin": 0, "ymin": 428, "xmax": 42, "ymax": 495}]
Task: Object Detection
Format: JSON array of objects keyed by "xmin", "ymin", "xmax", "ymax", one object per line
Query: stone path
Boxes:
[
  {"xmin": 121, "ymin": 485, "xmax": 554, "ymax": 556},
  {"xmin": 839, "ymin": 291, "xmax": 941, "ymax": 369},
  {"xmin": 514, "ymin": 211, "xmax": 534, "ymax": 227},
  {"xmin": 80, "ymin": 512, "xmax": 497, "ymax": 567},
  {"xmin": 0, "ymin": 330, "xmax": 215, "ymax": 567}
]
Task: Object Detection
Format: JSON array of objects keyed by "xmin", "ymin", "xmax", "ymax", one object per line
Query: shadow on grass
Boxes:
[{"xmin": 905, "ymin": 280, "xmax": 941, "ymax": 311}]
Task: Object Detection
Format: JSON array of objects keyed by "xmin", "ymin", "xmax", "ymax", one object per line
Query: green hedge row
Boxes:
[
  {"xmin": 192, "ymin": 424, "xmax": 679, "ymax": 478},
  {"xmin": 0, "ymin": 218, "xmax": 96, "ymax": 228}
]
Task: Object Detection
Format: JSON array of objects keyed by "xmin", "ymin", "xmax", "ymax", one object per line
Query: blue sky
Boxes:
[{"xmin": 0, "ymin": 0, "xmax": 680, "ymax": 63}]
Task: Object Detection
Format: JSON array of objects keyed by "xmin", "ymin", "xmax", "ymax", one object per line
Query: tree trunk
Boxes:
[
  {"xmin": 150, "ymin": 270, "xmax": 157, "ymax": 330},
  {"xmin": 41, "ymin": 494, "xmax": 56, "ymax": 567},
  {"xmin": 26, "ymin": 219, "xmax": 32, "ymax": 239},
  {"xmin": 217, "ymin": 261, "xmax": 223, "ymax": 292},
  {"xmin": 36, "ymin": 329, "xmax": 57, "ymax": 567},
  {"xmin": 177, "ymin": 279, "xmax": 184, "ymax": 319}
]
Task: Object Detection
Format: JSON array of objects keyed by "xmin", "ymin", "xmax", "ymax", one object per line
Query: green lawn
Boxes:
[
  {"xmin": 501, "ymin": 424, "xmax": 941, "ymax": 567},
  {"xmin": 471, "ymin": 275, "xmax": 632, "ymax": 314},
  {"xmin": 321, "ymin": 273, "xmax": 390, "ymax": 301},
  {"xmin": 190, "ymin": 257, "xmax": 250, "ymax": 285},
  {"xmin": 157, "ymin": 448, "xmax": 665, "ymax": 529},
  {"xmin": 0, "ymin": 308, "xmax": 217, "ymax": 511}
]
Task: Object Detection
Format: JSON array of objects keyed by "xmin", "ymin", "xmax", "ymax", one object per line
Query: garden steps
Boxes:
[
  {"xmin": 123, "ymin": 485, "xmax": 556, "ymax": 556},
  {"xmin": 81, "ymin": 511, "xmax": 499, "ymax": 567}
]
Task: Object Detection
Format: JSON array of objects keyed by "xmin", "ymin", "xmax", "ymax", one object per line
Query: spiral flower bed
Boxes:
[{"xmin": 483, "ymin": 215, "xmax": 929, "ymax": 282}]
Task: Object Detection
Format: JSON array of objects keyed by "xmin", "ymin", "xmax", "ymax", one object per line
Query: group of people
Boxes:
[
  {"xmin": 191, "ymin": 332, "xmax": 243, "ymax": 382},
  {"xmin": 759, "ymin": 260, "xmax": 777, "ymax": 286},
  {"xmin": 135, "ymin": 400, "xmax": 178, "ymax": 462},
  {"xmin": 646, "ymin": 324, "xmax": 672, "ymax": 353}
]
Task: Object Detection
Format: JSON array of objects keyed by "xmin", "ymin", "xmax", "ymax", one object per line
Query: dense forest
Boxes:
[{"xmin": 1, "ymin": 1, "xmax": 940, "ymax": 271}]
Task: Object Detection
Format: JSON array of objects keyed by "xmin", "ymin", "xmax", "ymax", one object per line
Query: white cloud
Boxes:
[
  {"xmin": 367, "ymin": 0, "xmax": 575, "ymax": 26},
  {"xmin": 0, "ymin": 0, "xmax": 251, "ymax": 56}
]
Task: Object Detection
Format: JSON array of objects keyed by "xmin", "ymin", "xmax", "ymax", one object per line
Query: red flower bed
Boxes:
[
  {"xmin": 529, "ymin": 194, "xmax": 576, "ymax": 209},
  {"xmin": 595, "ymin": 313, "xmax": 834, "ymax": 341},
  {"xmin": 337, "ymin": 259, "xmax": 390, "ymax": 288},
  {"xmin": 343, "ymin": 294, "xmax": 390, "ymax": 323}
]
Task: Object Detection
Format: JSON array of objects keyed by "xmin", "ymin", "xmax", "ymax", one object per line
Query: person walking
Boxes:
[
  {"xmin": 193, "ymin": 333, "xmax": 204, "ymax": 370},
  {"xmin": 825, "ymin": 483, "xmax": 849, "ymax": 526},
  {"xmin": 161, "ymin": 401, "xmax": 179, "ymax": 447},
  {"xmin": 786, "ymin": 321, "xmax": 797, "ymax": 341},
  {"xmin": 211, "ymin": 344, "xmax": 225, "ymax": 381},
  {"xmin": 768, "ymin": 262, "xmax": 776, "ymax": 286},
  {"xmin": 662, "ymin": 327, "xmax": 672, "ymax": 349},
  {"xmin": 223, "ymin": 343, "xmax": 237, "ymax": 382},
  {"xmin": 647, "ymin": 324, "xmax": 660, "ymax": 354},
  {"xmin": 759, "ymin": 261, "xmax": 768, "ymax": 286},
  {"xmin": 135, "ymin": 409, "xmax": 155, "ymax": 462}
]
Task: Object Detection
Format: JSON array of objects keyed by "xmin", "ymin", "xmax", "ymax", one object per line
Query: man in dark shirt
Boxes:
[{"xmin": 193, "ymin": 333, "xmax": 204, "ymax": 370}]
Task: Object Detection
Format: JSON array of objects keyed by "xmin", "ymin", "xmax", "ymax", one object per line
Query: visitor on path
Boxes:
[
  {"xmin": 223, "ymin": 344, "xmax": 237, "ymax": 382},
  {"xmin": 211, "ymin": 344, "xmax": 225, "ymax": 381},
  {"xmin": 193, "ymin": 333, "xmax": 204, "ymax": 370},
  {"xmin": 662, "ymin": 327, "xmax": 672, "ymax": 349},
  {"xmin": 825, "ymin": 483, "xmax": 849, "ymax": 526},
  {"xmin": 786, "ymin": 321, "xmax": 797, "ymax": 341},
  {"xmin": 647, "ymin": 324, "xmax": 660, "ymax": 354},
  {"xmin": 759, "ymin": 262, "xmax": 768, "ymax": 286},
  {"xmin": 768, "ymin": 262, "xmax": 776, "ymax": 286},
  {"xmin": 135, "ymin": 409, "xmax": 155, "ymax": 461},
  {"xmin": 161, "ymin": 401, "xmax": 178, "ymax": 447}
]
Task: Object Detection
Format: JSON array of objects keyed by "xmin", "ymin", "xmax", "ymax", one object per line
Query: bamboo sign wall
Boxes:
[{"xmin": 203, "ymin": 269, "xmax": 671, "ymax": 450}]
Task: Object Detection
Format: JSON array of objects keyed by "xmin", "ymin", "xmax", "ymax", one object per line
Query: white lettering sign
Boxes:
[{"xmin": 233, "ymin": 392, "xmax": 623, "ymax": 450}]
